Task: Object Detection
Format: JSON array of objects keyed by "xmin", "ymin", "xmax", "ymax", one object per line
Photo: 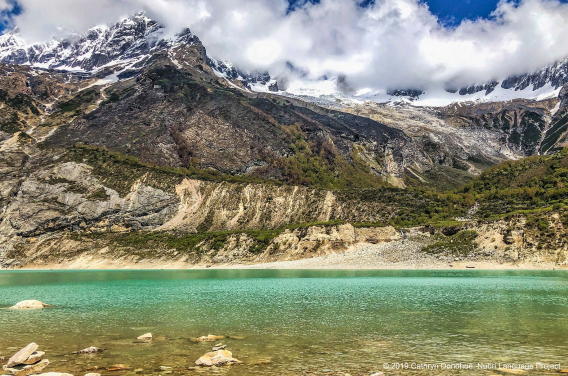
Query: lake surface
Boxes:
[{"xmin": 0, "ymin": 270, "xmax": 567, "ymax": 375}]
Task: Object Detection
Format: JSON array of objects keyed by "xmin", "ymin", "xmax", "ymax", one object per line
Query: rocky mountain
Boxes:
[
  {"xmin": 0, "ymin": 13, "xmax": 566, "ymax": 188},
  {"xmin": 2, "ymin": 13, "xmax": 568, "ymax": 268},
  {"xmin": 0, "ymin": 13, "xmax": 165, "ymax": 71}
]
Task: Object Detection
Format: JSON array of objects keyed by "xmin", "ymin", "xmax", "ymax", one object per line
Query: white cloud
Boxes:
[{"xmin": 6, "ymin": 0, "xmax": 568, "ymax": 91}]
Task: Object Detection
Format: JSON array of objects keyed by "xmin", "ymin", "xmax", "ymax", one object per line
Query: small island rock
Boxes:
[
  {"xmin": 9, "ymin": 301, "xmax": 50, "ymax": 310},
  {"xmin": 195, "ymin": 350, "xmax": 240, "ymax": 367}
]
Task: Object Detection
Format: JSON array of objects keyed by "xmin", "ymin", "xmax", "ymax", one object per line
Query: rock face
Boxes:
[
  {"xmin": 195, "ymin": 350, "xmax": 240, "ymax": 367},
  {"xmin": 438, "ymin": 98, "xmax": 558, "ymax": 156},
  {"xmin": 0, "ymin": 147, "xmax": 410, "ymax": 267},
  {"xmin": 541, "ymin": 84, "xmax": 568, "ymax": 153},
  {"xmin": 6, "ymin": 343, "xmax": 38, "ymax": 367},
  {"xmin": 9, "ymin": 301, "xmax": 50, "ymax": 309}
]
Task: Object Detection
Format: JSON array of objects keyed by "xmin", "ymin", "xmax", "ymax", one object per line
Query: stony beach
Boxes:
[{"xmin": 236, "ymin": 239, "xmax": 562, "ymax": 270}]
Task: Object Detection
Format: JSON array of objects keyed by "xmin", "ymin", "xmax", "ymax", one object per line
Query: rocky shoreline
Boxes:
[{"xmin": 2, "ymin": 334, "xmax": 244, "ymax": 374}]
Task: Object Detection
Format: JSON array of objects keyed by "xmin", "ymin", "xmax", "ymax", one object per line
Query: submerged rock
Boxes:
[
  {"xmin": 74, "ymin": 347, "xmax": 102, "ymax": 354},
  {"xmin": 190, "ymin": 334, "xmax": 225, "ymax": 342},
  {"xmin": 106, "ymin": 364, "xmax": 129, "ymax": 371},
  {"xmin": 37, "ymin": 373, "xmax": 74, "ymax": 376},
  {"xmin": 195, "ymin": 350, "xmax": 240, "ymax": 367},
  {"xmin": 212, "ymin": 344, "xmax": 226, "ymax": 351},
  {"xmin": 84, "ymin": 373, "xmax": 101, "ymax": 376},
  {"xmin": 136, "ymin": 333, "xmax": 152, "ymax": 342},
  {"xmin": 6, "ymin": 343, "xmax": 39, "ymax": 367},
  {"xmin": 3, "ymin": 359, "xmax": 50, "ymax": 376},
  {"xmin": 9, "ymin": 301, "xmax": 50, "ymax": 309}
]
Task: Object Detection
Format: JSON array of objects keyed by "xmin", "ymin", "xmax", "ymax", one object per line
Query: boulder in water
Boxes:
[
  {"xmin": 84, "ymin": 373, "xmax": 101, "ymax": 376},
  {"xmin": 3, "ymin": 359, "xmax": 50, "ymax": 376},
  {"xmin": 136, "ymin": 333, "xmax": 152, "ymax": 342},
  {"xmin": 9, "ymin": 301, "xmax": 50, "ymax": 309},
  {"xmin": 6, "ymin": 343, "xmax": 39, "ymax": 367},
  {"xmin": 195, "ymin": 350, "xmax": 240, "ymax": 367}
]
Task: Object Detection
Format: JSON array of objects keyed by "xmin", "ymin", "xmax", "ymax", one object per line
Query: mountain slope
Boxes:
[{"xmin": 1, "ymin": 12, "xmax": 568, "ymax": 189}]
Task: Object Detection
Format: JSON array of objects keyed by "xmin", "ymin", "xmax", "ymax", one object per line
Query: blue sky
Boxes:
[
  {"xmin": 425, "ymin": 0, "xmax": 511, "ymax": 25},
  {"xmin": 287, "ymin": 0, "xmax": 512, "ymax": 24}
]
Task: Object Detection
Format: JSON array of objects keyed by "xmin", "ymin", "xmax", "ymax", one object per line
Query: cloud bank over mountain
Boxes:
[{"xmin": 2, "ymin": 0, "xmax": 568, "ymax": 91}]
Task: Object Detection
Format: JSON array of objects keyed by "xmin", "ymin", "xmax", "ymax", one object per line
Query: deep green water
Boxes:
[{"xmin": 1, "ymin": 270, "xmax": 567, "ymax": 375}]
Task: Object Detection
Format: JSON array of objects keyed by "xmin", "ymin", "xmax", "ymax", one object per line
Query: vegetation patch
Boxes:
[
  {"xmin": 65, "ymin": 144, "xmax": 282, "ymax": 197},
  {"xmin": 86, "ymin": 188, "xmax": 109, "ymax": 201},
  {"xmin": 56, "ymin": 88, "xmax": 100, "ymax": 113},
  {"xmin": 17, "ymin": 131, "xmax": 33, "ymax": 143},
  {"xmin": 422, "ymin": 230, "xmax": 478, "ymax": 256}
]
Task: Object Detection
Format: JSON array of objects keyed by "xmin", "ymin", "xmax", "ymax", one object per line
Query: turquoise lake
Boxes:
[{"xmin": 0, "ymin": 270, "xmax": 567, "ymax": 375}]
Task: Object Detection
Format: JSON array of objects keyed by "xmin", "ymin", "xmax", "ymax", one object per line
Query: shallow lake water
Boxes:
[{"xmin": 0, "ymin": 270, "xmax": 567, "ymax": 375}]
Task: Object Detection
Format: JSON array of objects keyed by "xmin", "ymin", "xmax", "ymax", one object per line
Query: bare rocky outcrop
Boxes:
[{"xmin": 0, "ymin": 153, "xmax": 398, "ymax": 267}]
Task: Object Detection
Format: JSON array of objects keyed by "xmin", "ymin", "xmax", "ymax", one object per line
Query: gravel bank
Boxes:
[{"xmin": 236, "ymin": 239, "xmax": 562, "ymax": 270}]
